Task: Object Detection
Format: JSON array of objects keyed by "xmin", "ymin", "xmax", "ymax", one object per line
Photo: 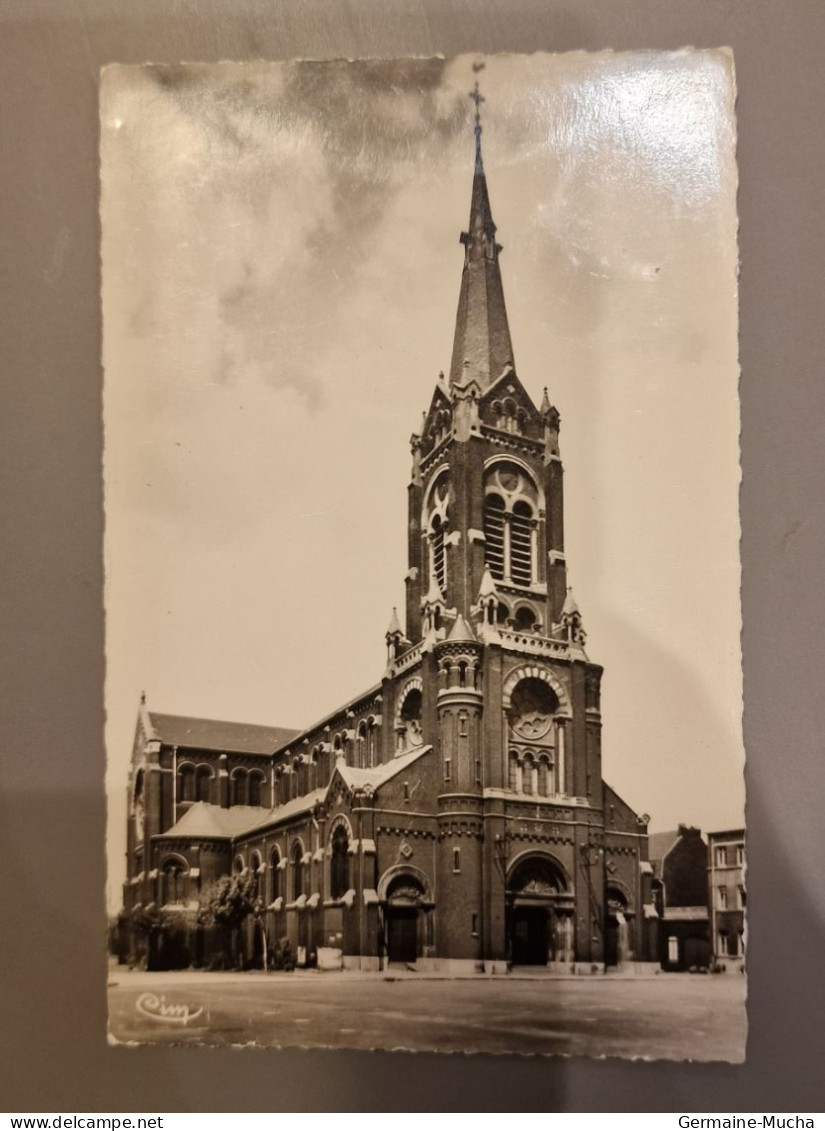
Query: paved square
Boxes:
[{"xmin": 108, "ymin": 970, "xmax": 746, "ymax": 1061}]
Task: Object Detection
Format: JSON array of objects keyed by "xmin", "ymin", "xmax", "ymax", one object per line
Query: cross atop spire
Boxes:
[
  {"xmin": 469, "ymin": 81, "xmax": 485, "ymax": 170},
  {"xmin": 469, "ymin": 80, "xmax": 485, "ymax": 124}
]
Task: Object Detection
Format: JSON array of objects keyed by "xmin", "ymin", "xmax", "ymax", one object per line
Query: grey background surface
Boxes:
[{"xmin": 1, "ymin": 0, "xmax": 823, "ymax": 1113}]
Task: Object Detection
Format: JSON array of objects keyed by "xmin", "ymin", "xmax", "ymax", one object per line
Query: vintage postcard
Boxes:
[{"xmin": 103, "ymin": 52, "xmax": 745, "ymax": 1059}]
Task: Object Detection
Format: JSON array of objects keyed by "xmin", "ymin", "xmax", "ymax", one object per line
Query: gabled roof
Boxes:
[
  {"xmin": 251, "ymin": 787, "xmax": 328, "ymax": 830},
  {"xmin": 155, "ymin": 802, "xmax": 268, "ymax": 840},
  {"xmin": 648, "ymin": 831, "xmax": 678, "ymax": 864},
  {"xmin": 332, "ymin": 744, "xmax": 432, "ymax": 792},
  {"xmin": 420, "ymin": 383, "xmax": 452, "ymax": 435},
  {"xmin": 235, "ymin": 748, "xmax": 433, "ymax": 840},
  {"xmin": 479, "ymin": 366, "xmax": 540, "ymax": 417},
  {"xmin": 146, "ymin": 712, "xmax": 299, "ymax": 755},
  {"xmin": 155, "ymin": 747, "xmax": 434, "ymax": 847}
]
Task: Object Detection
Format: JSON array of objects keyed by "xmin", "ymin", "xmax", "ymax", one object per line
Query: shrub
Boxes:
[{"xmin": 267, "ymin": 937, "xmax": 295, "ymax": 972}]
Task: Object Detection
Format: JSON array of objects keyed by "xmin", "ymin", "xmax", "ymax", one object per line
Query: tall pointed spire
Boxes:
[{"xmin": 449, "ymin": 81, "xmax": 515, "ymax": 391}]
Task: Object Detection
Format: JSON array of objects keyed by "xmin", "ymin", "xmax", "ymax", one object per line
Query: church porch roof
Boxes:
[{"xmin": 154, "ymin": 802, "xmax": 269, "ymax": 840}]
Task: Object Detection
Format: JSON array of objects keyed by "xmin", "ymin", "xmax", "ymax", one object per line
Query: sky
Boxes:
[{"xmin": 101, "ymin": 51, "xmax": 742, "ymax": 911}]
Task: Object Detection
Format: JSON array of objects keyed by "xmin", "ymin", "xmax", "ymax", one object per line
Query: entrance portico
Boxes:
[
  {"xmin": 506, "ymin": 854, "xmax": 574, "ymax": 967},
  {"xmin": 378, "ymin": 867, "xmax": 435, "ymax": 966}
]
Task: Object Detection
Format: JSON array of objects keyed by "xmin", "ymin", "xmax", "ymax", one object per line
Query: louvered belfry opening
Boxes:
[
  {"xmin": 431, "ymin": 513, "xmax": 446, "ymax": 591},
  {"xmin": 510, "ymin": 500, "xmax": 533, "ymax": 585},
  {"xmin": 483, "ymin": 494, "xmax": 506, "ymax": 579}
]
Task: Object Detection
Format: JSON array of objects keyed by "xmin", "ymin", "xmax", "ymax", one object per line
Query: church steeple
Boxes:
[{"xmin": 449, "ymin": 82, "xmax": 515, "ymax": 391}]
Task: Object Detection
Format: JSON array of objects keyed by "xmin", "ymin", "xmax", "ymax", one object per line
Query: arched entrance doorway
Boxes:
[
  {"xmin": 379, "ymin": 870, "xmax": 434, "ymax": 965},
  {"xmin": 506, "ymin": 854, "xmax": 573, "ymax": 966},
  {"xmin": 604, "ymin": 885, "xmax": 632, "ymax": 967}
]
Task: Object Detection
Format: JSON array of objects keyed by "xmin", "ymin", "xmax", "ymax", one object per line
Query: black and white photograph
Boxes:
[{"xmin": 102, "ymin": 51, "xmax": 745, "ymax": 1060}]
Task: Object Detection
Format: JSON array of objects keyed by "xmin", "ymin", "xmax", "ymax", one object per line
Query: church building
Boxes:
[{"xmin": 121, "ymin": 88, "xmax": 657, "ymax": 973}]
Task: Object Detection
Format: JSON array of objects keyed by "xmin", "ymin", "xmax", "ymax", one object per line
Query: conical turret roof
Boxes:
[
  {"xmin": 478, "ymin": 564, "xmax": 498, "ymax": 600},
  {"xmin": 447, "ymin": 614, "xmax": 476, "ymax": 643},
  {"xmin": 385, "ymin": 607, "xmax": 403, "ymax": 637},
  {"xmin": 561, "ymin": 588, "xmax": 580, "ymax": 616}
]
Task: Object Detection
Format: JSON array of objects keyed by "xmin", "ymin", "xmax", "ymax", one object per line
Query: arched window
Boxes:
[
  {"xmin": 291, "ymin": 842, "xmax": 304, "ymax": 900},
  {"xmin": 178, "ymin": 764, "xmax": 195, "ymax": 803},
  {"xmin": 399, "ymin": 687, "xmax": 423, "ymax": 751},
  {"xmin": 330, "ymin": 735, "xmax": 342, "ymax": 776},
  {"xmin": 483, "ymin": 494, "xmax": 506, "ymax": 580},
  {"xmin": 330, "ymin": 824, "xmax": 349, "ymax": 899},
  {"xmin": 161, "ymin": 859, "xmax": 185, "ymax": 905},
  {"xmin": 509, "ymin": 753, "xmax": 519, "ymax": 793},
  {"xmin": 506, "ymin": 677, "xmax": 562, "ymax": 797},
  {"xmin": 195, "ymin": 766, "xmax": 212, "ymax": 803},
  {"xmin": 356, "ymin": 722, "xmax": 367, "ymax": 769},
  {"xmin": 537, "ymin": 757, "xmax": 549, "ymax": 798},
  {"xmin": 483, "ymin": 463, "xmax": 540, "ymax": 586},
  {"xmin": 510, "ymin": 500, "xmax": 534, "ymax": 585},
  {"xmin": 270, "ymin": 848, "xmax": 282, "ymax": 903},
  {"xmin": 248, "ymin": 771, "xmax": 264, "ymax": 807},
  {"xmin": 232, "ymin": 769, "xmax": 247, "ymax": 806},
  {"xmin": 522, "ymin": 754, "xmax": 534, "ymax": 795},
  {"xmin": 508, "ymin": 678, "xmax": 559, "ymax": 736},
  {"xmin": 132, "ymin": 770, "xmax": 145, "ymax": 845},
  {"xmin": 250, "ymin": 852, "xmax": 262, "ymax": 900},
  {"xmin": 366, "ymin": 718, "xmax": 378, "ymax": 768},
  {"xmin": 514, "ymin": 605, "xmax": 538, "ymax": 633}
]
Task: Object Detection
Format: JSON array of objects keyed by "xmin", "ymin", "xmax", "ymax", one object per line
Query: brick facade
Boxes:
[{"xmin": 120, "ymin": 101, "xmax": 656, "ymax": 974}]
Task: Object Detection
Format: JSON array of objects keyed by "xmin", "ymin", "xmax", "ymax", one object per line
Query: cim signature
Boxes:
[{"xmin": 135, "ymin": 991, "xmax": 204, "ymax": 1025}]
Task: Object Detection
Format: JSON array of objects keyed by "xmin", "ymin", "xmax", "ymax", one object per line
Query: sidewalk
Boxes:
[{"xmin": 108, "ymin": 961, "xmax": 673, "ymax": 986}]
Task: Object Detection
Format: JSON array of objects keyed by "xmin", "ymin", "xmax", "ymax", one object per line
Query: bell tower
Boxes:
[
  {"xmin": 404, "ymin": 81, "xmax": 569, "ymax": 648},
  {"xmin": 385, "ymin": 78, "xmax": 624, "ymax": 972}
]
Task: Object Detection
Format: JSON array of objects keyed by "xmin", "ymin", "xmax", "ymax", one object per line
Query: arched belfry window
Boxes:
[
  {"xmin": 483, "ymin": 462, "xmax": 540, "ymax": 586},
  {"xmin": 330, "ymin": 824, "xmax": 350, "ymax": 899},
  {"xmin": 424, "ymin": 471, "xmax": 450, "ymax": 593}
]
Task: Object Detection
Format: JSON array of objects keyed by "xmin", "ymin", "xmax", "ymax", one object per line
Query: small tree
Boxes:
[
  {"xmin": 130, "ymin": 904, "xmax": 163, "ymax": 969},
  {"xmin": 197, "ymin": 875, "xmax": 268, "ymax": 970}
]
